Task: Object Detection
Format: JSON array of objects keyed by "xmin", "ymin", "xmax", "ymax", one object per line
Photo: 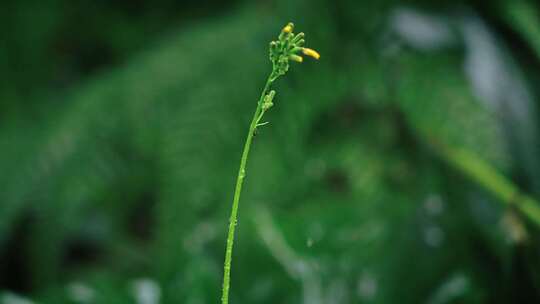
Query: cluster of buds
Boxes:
[
  {"xmin": 255, "ymin": 90, "xmax": 276, "ymax": 127},
  {"xmin": 269, "ymin": 22, "xmax": 320, "ymax": 80},
  {"xmin": 262, "ymin": 90, "xmax": 275, "ymax": 111}
]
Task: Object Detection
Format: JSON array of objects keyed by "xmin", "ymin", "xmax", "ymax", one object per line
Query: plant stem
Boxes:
[
  {"xmin": 431, "ymin": 139, "xmax": 540, "ymax": 226},
  {"xmin": 221, "ymin": 73, "xmax": 274, "ymax": 304}
]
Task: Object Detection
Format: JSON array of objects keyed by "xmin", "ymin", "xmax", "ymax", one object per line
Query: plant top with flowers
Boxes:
[{"xmin": 220, "ymin": 22, "xmax": 319, "ymax": 304}]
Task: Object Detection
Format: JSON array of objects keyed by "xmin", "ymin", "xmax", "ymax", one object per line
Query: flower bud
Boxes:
[
  {"xmin": 289, "ymin": 54, "xmax": 303, "ymax": 63},
  {"xmin": 262, "ymin": 90, "xmax": 275, "ymax": 111},
  {"xmin": 293, "ymin": 32, "xmax": 305, "ymax": 43},
  {"xmin": 302, "ymin": 47, "xmax": 320, "ymax": 60},
  {"xmin": 282, "ymin": 22, "xmax": 294, "ymax": 34}
]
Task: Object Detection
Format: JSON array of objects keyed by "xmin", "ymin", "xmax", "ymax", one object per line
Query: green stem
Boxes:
[
  {"xmin": 431, "ymin": 139, "xmax": 540, "ymax": 226},
  {"xmin": 221, "ymin": 73, "xmax": 274, "ymax": 304}
]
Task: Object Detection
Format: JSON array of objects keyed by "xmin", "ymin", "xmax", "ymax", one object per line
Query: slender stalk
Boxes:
[
  {"xmin": 219, "ymin": 22, "xmax": 319, "ymax": 303},
  {"xmin": 431, "ymin": 138, "xmax": 540, "ymax": 226},
  {"xmin": 221, "ymin": 74, "xmax": 273, "ymax": 304}
]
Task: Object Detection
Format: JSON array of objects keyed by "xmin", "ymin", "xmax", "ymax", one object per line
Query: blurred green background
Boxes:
[{"xmin": 2, "ymin": 0, "xmax": 540, "ymax": 303}]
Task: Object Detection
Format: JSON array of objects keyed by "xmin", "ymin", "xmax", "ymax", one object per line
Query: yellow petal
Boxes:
[
  {"xmin": 282, "ymin": 22, "xmax": 294, "ymax": 34},
  {"xmin": 302, "ymin": 48, "xmax": 320, "ymax": 60},
  {"xmin": 289, "ymin": 54, "xmax": 303, "ymax": 63}
]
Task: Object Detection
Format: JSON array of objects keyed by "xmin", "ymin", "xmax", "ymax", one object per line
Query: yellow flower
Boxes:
[
  {"xmin": 289, "ymin": 54, "xmax": 303, "ymax": 63},
  {"xmin": 302, "ymin": 48, "xmax": 320, "ymax": 60},
  {"xmin": 282, "ymin": 22, "xmax": 294, "ymax": 34}
]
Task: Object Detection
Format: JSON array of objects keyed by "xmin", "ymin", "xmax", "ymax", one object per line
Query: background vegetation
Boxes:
[{"xmin": 2, "ymin": 0, "xmax": 540, "ymax": 303}]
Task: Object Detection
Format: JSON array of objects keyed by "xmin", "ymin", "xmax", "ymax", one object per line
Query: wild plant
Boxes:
[{"xmin": 220, "ymin": 22, "xmax": 320, "ymax": 304}]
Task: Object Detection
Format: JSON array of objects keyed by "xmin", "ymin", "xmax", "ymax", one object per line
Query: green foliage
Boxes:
[{"xmin": 2, "ymin": 1, "xmax": 540, "ymax": 303}]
